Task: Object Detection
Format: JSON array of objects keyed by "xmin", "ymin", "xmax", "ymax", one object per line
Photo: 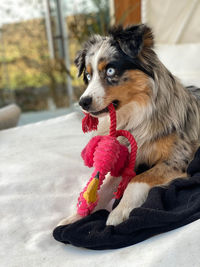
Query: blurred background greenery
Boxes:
[{"xmin": 0, "ymin": 0, "xmax": 141, "ymax": 125}]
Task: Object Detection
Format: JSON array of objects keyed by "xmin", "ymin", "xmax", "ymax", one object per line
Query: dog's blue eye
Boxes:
[
  {"xmin": 86, "ymin": 73, "xmax": 91, "ymax": 81},
  {"xmin": 106, "ymin": 68, "xmax": 115, "ymax": 76}
]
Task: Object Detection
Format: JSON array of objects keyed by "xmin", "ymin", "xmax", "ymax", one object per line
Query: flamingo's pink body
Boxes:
[{"xmin": 77, "ymin": 104, "xmax": 137, "ymax": 217}]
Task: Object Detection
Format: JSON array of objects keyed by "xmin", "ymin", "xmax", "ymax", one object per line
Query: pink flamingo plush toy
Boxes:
[{"xmin": 77, "ymin": 103, "xmax": 137, "ymax": 217}]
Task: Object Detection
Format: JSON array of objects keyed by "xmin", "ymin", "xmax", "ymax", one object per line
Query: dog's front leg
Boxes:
[
  {"xmin": 57, "ymin": 174, "xmax": 121, "ymax": 226},
  {"xmin": 106, "ymin": 163, "xmax": 186, "ymax": 226}
]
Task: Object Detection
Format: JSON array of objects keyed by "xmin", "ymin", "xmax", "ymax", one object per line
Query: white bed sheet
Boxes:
[{"xmin": 0, "ymin": 112, "xmax": 200, "ymax": 267}]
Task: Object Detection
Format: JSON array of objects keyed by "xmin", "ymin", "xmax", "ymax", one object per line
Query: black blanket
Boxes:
[{"xmin": 53, "ymin": 148, "xmax": 200, "ymax": 250}]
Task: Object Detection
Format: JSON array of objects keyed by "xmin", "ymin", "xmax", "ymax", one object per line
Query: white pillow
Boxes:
[
  {"xmin": 155, "ymin": 43, "xmax": 200, "ymax": 87},
  {"xmin": 142, "ymin": 0, "xmax": 200, "ymax": 44}
]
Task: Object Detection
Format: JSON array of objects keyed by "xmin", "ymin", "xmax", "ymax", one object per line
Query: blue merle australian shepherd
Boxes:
[{"xmin": 58, "ymin": 24, "xmax": 200, "ymax": 226}]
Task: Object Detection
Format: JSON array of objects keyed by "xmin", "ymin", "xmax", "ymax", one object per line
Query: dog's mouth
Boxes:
[{"xmin": 90, "ymin": 100, "xmax": 120, "ymax": 116}]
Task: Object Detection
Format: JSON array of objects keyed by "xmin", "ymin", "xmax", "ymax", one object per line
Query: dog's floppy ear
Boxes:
[
  {"xmin": 109, "ymin": 24, "xmax": 154, "ymax": 58},
  {"xmin": 74, "ymin": 49, "xmax": 86, "ymax": 77}
]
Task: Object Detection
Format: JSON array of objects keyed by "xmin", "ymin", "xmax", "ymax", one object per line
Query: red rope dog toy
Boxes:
[{"xmin": 77, "ymin": 103, "xmax": 137, "ymax": 217}]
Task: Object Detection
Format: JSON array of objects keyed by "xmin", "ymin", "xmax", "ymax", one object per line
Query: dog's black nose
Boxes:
[{"xmin": 79, "ymin": 96, "xmax": 92, "ymax": 111}]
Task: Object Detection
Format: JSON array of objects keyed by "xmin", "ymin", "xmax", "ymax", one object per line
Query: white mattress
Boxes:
[{"xmin": 0, "ymin": 111, "xmax": 200, "ymax": 267}]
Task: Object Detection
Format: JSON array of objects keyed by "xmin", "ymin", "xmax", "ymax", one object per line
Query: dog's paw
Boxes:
[
  {"xmin": 56, "ymin": 213, "xmax": 82, "ymax": 226},
  {"xmin": 106, "ymin": 206, "xmax": 132, "ymax": 226}
]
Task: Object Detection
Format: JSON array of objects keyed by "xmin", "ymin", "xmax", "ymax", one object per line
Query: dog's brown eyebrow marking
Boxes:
[
  {"xmin": 86, "ymin": 63, "xmax": 92, "ymax": 75},
  {"xmin": 98, "ymin": 58, "xmax": 107, "ymax": 72}
]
